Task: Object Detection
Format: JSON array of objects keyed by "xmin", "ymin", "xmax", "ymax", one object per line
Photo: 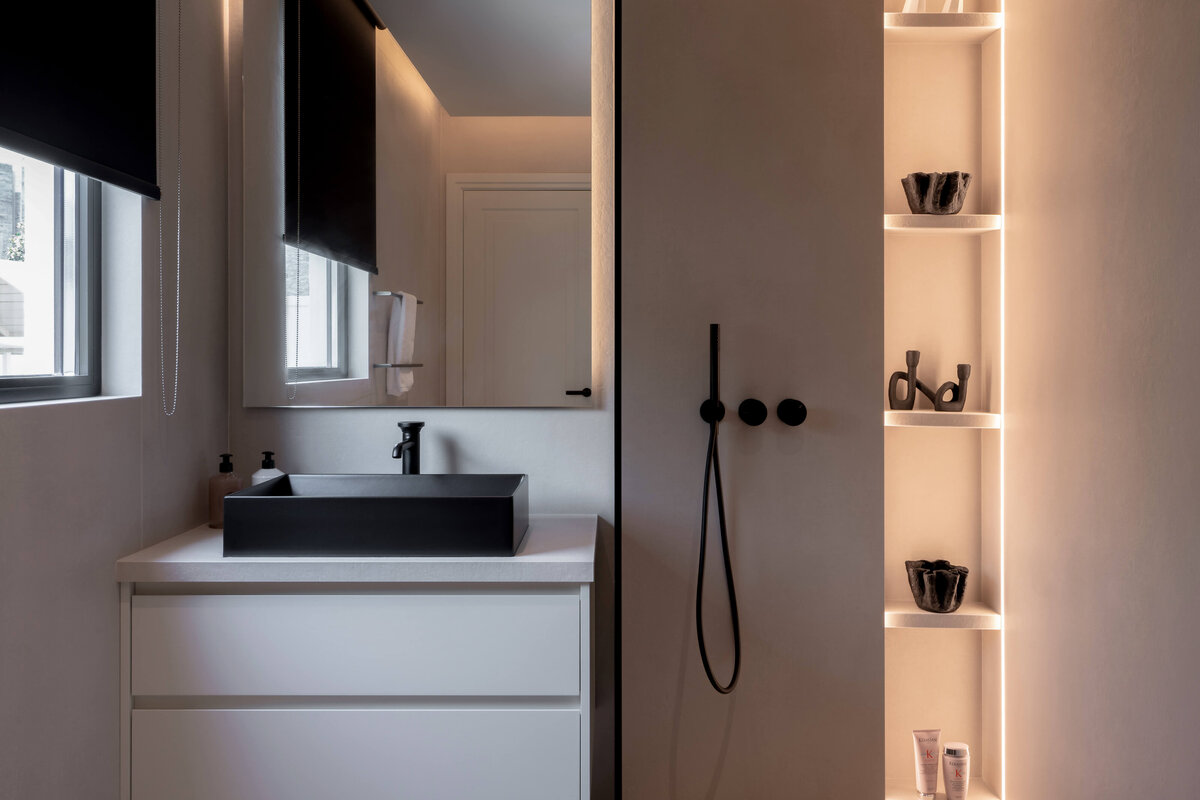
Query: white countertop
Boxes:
[{"xmin": 116, "ymin": 515, "xmax": 597, "ymax": 584}]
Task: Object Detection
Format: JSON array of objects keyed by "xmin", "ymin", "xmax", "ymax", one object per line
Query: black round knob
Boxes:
[
  {"xmin": 777, "ymin": 399, "xmax": 807, "ymax": 426},
  {"xmin": 699, "ymin": 399, "xmax": 726, "ymax": 423},
  {"xmin": 738, "ymin": 398, "xmax": 768, "ymax": 426}
]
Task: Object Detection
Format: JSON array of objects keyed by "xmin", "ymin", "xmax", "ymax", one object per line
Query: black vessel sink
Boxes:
[{"xmin": 223, "ymin": 474, "xmax": 529, "ymax": 557}]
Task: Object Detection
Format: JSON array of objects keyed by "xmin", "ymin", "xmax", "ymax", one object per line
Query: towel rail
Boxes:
[
  {"xmin": 374, "ymin": 292, "xmax": 420, "ymax": 368},
  {"xmin": 372, "ymin": 291, "xmax": 423, "ymax": 304}
]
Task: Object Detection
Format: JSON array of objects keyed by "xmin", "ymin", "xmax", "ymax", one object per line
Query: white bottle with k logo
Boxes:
[{"xmin": 942, "ymin": 742, "xmax": 970, "ymax": 800}]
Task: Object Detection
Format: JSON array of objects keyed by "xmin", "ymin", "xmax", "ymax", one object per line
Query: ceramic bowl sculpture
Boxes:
[
  {"xmin": 901, "ymin": 171, "xmax": 972, "ymax": 215},
  {"xmin": 905, "ymin": 559, "xmax": 969, "ymax": 613}
]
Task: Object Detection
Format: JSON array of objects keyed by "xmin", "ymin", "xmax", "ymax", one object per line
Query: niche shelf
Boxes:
[
  {"xmin": 885, "ymin": 778, "xmax": 1001, "ymax": 800},
  {"xmin": 884, "ymin": 13, "xmax": 1003, "ymax": 43},
  {"xmin": 884, "ymin": 601, "xmax": 1001, "ymax": 630},
  {"xmin": 884, "ymin": 410, "xmax": 1001, "ymax": 429},
  {"xmin": 884, "ymin": 214, "xmax": 1002, "ymax": 234}
]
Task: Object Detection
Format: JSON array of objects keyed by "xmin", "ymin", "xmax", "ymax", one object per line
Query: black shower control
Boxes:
[
  {"xmin": 738, "ymin": 398, "xmax": 768, "ymax": 426},
  {"xmin": 777, "ymin": 398, "xmax": 807, "ymax": 426},
  {"xmin": 696, "ymin": 323, "xmax": 740, "ymax": 694},
  {"xmin": 699, "ymin": 398, "xmax": 725, "ymax": 423}
]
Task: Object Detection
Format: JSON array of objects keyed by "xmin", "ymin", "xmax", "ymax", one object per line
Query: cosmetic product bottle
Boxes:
[
  {"xmin": 943, "ymin": 742, "xmax": 971, "ymax": 800},
  {"xmin": 912, "ymin": 729, "xmax": 941, "ymax": 799},
  {"xmin": 208, "ymin": 453, "xmax": 243, "ymax": 529},
  {"xmin": 251, "ymin": 451, "xmax": 285, "ymax": 485}
]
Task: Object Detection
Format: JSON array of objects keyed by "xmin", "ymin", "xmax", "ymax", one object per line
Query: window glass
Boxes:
[
  {"xmin": 284, "ymin": 244, "xmax": 346, "ymax": 379},
  {"xmin": 0, "ymin": 145, "xmax": 97, "ymax": 402}
]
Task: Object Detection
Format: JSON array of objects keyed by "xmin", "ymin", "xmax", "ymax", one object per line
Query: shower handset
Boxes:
[{"xmin": 696, "ymin": 323, "xmax": 741, "ymax": 694}]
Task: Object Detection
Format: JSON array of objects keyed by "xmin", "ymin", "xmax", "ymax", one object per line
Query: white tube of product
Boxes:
[
  {"xmin": 943, "ymin": 742, "xmax": 971, "ymax": 800},
  {"xmin": 912, "ymin": 729, "xmax": 941, "ymax": 798}
]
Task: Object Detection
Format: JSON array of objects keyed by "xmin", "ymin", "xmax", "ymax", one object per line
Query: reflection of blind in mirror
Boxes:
[{"xmin": 284, "ymin": 244, "xmax": 347, "ymax": 378}]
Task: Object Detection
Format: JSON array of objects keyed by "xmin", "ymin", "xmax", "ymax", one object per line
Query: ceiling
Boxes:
[{"xmin": 371, "ymin": 0, "xmax": 590, "ymax": 117}]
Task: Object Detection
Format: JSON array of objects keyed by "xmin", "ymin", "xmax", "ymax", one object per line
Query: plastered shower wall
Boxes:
[
  {"xmin": 1004, "ymin": 1, "xmax": 1200, "ymax": 796},
  {"xmin": 621, "ymin": 1, "xmax": 884, "ymax": 797}
]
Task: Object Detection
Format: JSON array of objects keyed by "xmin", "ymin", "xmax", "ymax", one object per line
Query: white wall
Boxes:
[
  {"xmin": 0, "ymin": 0, "xmax": 229, "ymax": 795},
  {"xmin": 1004, "ymin": 1, "xmax": 1200, "ymax": 796},
  {"xmin": 227, "ymin": 0, "xmax": 616, "ymax": 794},
  {"xmin": 620, "ymin": 0, "xmax": 884, "ymax": 796},
  {"xmin": 373, "ymin": 30, "xmax": 446, "ymax": 406},
  {"xmin": 375, "ymin": 55, "xmax": 591, "ymax": 407},
  {"xmin": 441, "ymin": 115, "xmax": 591, "ymax": 174}
]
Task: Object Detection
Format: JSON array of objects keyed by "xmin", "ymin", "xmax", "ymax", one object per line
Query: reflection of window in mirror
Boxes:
[{"xmin": 284, "ymin": 244, "xmax": 348, "ymax": 382}]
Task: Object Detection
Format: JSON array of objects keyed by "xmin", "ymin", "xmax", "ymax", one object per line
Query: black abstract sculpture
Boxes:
[
  {"xmin": 901, "ymin": 171, "xmax": 972, "ymax": 215},
  {"xmin": 888, "ymin": 350, "xmax": 971, "ymax": 412},
  {"xmin": 920, "ymin": 363, "xmax": 971, "ymax": 412},
  {"xmin": 888, "ymin": 350, "xmax": 921, "ymax": 410},
  {"xmin": 906, "ymin": 560, "xmax": 969, "ymax": 613}
]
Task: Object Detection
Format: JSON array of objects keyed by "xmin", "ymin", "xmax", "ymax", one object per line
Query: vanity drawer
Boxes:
[
  {"xmin": 131, "ymin": 592, "xmax": 580, "ymax": 696},
  {"xmin": 132, "ymin": 708, "xmax": 581, "ymax": 800}
]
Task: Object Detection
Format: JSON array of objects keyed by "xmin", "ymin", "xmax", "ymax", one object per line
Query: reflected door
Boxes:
[{"xmin": 457, "ymin": 187, "xmax": 590, "ymax": 406}]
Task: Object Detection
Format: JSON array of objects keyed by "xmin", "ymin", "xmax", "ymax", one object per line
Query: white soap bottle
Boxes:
[
  {"xmin": 942, "ymin": 742, "xmax": 970, "ymax": 800},
  {"xmin": 251, "ymin": 451, "xmax": 285, "ymax": 485}
]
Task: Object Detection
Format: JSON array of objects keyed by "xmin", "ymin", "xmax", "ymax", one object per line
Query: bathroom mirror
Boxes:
[{"xmin": 242, "ymin": 0, "xmax": 593, "ymax": 407}]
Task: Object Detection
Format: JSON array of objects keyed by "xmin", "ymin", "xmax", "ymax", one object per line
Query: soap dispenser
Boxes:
[
  {"xmin": 208, "ymin": 453, "xmax": 244, "ymax": 529},
  {"xmin": 251, "ymin": 451, "xmax": 285, "ymax": 485}
]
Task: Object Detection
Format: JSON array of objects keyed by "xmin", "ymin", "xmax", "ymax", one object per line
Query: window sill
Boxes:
[
  {"xmin": 0, "ymin": 393, "xmax": 139, "ymax": 413},
  {"xmin": 0, "ymin": 393, "xmax": 140, "ymax": 417},
  {"xmin": 276, "ymin": 377, "xmax": 372, "ymax": 407}
]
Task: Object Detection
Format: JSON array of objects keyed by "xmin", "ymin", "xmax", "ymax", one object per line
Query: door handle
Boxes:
[{"xmin": 566, "ymin": 388, "xmax": 592, "ymax": 397}]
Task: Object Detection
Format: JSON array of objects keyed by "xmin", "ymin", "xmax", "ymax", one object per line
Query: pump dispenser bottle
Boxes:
[
  {"xmin": 208, "ymin": 453, "xmax": 244, "ymax": 528},
  {"xmin": 251, "ymin": 451, "xmax": 285, "ymax": 485}
]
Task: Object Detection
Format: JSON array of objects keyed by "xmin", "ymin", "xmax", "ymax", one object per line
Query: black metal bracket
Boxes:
[{"xmin": 699, "ymin": 324, "xmax": 725, "ymax": 423}]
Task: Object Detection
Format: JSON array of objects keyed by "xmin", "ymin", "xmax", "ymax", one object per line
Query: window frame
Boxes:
[
  {"xmin": 0, "ymin": 171, "xmax": 101, "ymax": 404},
  {"xmin": 285, "ymin": 254, "xmax": 348, "ymax": 384}
]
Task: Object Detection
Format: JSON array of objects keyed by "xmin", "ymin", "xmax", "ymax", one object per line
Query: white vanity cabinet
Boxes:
[{"xmin": 117, "ymin": 516, "xmax": 596, "ymax": 800}]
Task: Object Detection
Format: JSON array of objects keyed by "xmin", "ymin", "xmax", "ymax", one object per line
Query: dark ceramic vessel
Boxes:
[
  {"xmin": 905, "ymin": 559, "xmax": 969, "ymax": 613},
  {"xmin": 901, "ymin": 171, "xmax": 972, "ymax": 215}
]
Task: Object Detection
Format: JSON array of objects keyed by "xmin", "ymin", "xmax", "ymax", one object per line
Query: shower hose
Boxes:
[{"xmin": 697, "ymin": 325, "xmax": 741, "ymax": 694}]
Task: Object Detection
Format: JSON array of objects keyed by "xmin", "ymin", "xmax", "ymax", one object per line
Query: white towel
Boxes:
[{"xmin": 386, "ymin": 292, "xmax": 418, "ymax": 397}]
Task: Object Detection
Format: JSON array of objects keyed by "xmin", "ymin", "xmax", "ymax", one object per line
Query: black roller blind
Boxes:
[
  {"xmin": 0, "ymin": 3, "xmax": 159, "ymax": 199},
  {"xmin": 284, "ymin": 0, "xmax": 380, "ymax": 274}
]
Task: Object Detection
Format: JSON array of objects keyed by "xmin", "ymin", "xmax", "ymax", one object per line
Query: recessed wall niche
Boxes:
[{"xmin": 882, "ymin": 2, "xmax": 1006, "ymax": 798}]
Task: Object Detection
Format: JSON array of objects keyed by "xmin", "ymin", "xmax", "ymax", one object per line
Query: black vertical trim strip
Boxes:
[{"xmin": 613, "ymin": 0, "xmax": 624, "ymax": 796}]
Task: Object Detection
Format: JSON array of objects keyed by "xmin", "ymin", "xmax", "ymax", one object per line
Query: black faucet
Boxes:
[{"xmin": 392, "ymin": 421, "xmax": 425, "ymax": 474}]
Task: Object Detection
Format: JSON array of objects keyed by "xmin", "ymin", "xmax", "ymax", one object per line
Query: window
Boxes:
[
  {"xmin": 0, "ymin": 146, "xmax": 100, "ymax": 403},
  {"xmin": 284, "ymin": 244, "xmax": 347, "ymax": 382}
]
